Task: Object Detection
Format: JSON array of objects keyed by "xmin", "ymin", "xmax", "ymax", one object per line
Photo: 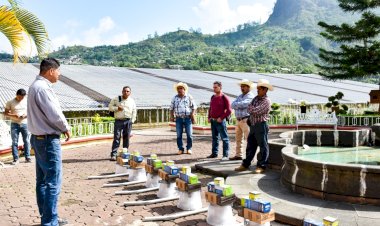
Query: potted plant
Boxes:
[
  {"xmin": 325, "ymin": 92, "xmax": 344, "ymax": 113},
  {"xmin": 299, "ymin": 100, "xmax": 309, "ymax": 114},
  {"xmin": 270, "ymin": 103, "xmax": 281, "ymax": 116}
]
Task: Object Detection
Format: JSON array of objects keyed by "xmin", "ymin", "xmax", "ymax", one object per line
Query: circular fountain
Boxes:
[{"xmin": 281, "ymin": 129, "xmax": 380, "ymax": 205}]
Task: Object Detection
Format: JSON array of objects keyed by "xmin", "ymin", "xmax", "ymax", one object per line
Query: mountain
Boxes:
[{"xmin": 48, "ymin": 0, "xmax": 358, "ymax": 74}]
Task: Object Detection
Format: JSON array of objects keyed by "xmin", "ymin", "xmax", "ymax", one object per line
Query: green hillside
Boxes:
[{"xmin": 46, "ymin": 0, "xmax": 358, "ymax": 74}]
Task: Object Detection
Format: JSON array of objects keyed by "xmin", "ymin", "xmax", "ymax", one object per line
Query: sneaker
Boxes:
[
  {"xmin": 177, "ymin": 150, "xmax": 184, "ymax": 155},
  {"xmin": 110, "ymin": 156, "xmax": 116, "ymax": 161},
  {"xmin": 234, "ymin": 165, "xmax": 248, "ymax": 172},
  {"xmin": 255, "ymin": 167, "xmax": 265, "ymax": 174},
  {"xmin": 229, "ymin": 156, "xmax": 243, "ymax": 160},
  {"xmin": 25, "ymin": 158, "xmax": 32, "ymax": 163},
  {"xmin": 58, "ymin": 218, "xmax": 69, "ymax": 225},
  {"xmin": 12, "ymin": 160, "xmax": 19, "ymax": 165},
  {"xmin": 221, "ymin": 157, "xmax": 229, "ymax": 161},
  {"xmin": 206, "ymin": 154, "xmax": 217, "ymax": 158},
  {"xmin": 187, "ymin": 149, "xmax": 192, "ymax": 155}
]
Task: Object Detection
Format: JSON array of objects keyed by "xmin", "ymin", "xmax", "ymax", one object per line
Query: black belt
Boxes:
[
  {"xmin": 34, "ymin": 134, "xmax": 60, "ymax": 138},
  {"xmin": 237, "ymin": 116, "xmax": 249, "ymax": 121},
  {"xmin": 176, "ymin": 115, "xmax": 190, "ymax": 118},
  {"xmin": 116, "ymin": 118, "xmax": 131, "ymax": 121}
]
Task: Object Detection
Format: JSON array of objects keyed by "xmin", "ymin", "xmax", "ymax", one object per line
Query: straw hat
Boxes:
[
  {"xmin": 173, "ymin": 82, "xmax": 188, "ymax": 93},
  {"xmin": 257, "ymin": 79, "xmax": 273, "ymax": 91},
  {"xmin": 238, "ymin": 79, "xmax": 254, "ymax": 90}
]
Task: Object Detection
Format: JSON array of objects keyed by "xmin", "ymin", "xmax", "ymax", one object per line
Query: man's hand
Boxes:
[
  {"xmin": 170, "ymin": 116, "xmax": 175, "ymax": 122},
  {"xmin": 217, "ymin": 117, "xmax": 222, "ymax": 123},
  {"xmin": 63, "ymin": 131, "xmax": 71, "ymax": 142},
  {"xmin": 191, "ymin": 115, "xmax": 196, "ymax": 124},
  {"xmin": 208, "ymin": 118, "xmax": 211, "ymax": 123},
  {"xmin": 117, "ymin": 106, "xmax": 124, "ymax": 111}
]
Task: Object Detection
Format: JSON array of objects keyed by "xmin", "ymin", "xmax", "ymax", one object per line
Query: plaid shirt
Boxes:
[
  {"xmin": 170, "ymin": 94, "xmax": 197, "ymax": 117},
  {"xmin": 248, "ymin": 95, "xmax": 271, "ymax": 124}
]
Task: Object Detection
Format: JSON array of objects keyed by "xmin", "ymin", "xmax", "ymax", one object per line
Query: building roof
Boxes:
[{"xmin": 0, "ymin": 62, "xmax": 375, "ymax": 112}]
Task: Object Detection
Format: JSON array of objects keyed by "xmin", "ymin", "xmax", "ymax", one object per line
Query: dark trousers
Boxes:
[
  {"xmin": 111, "ymin": 119, "xmax": 132, "ymax": 157},
  {"xmin": 242, "ymin": 121, "xmax": 269, "ymax": 169}
]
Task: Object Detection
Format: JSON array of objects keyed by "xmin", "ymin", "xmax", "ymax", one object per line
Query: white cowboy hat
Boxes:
[
  {"xmin": 257, "ymin": 79, "xmax": 273, "ymax": 91},
  {"xmin": 173, "ymin": 82, "xmax": 188, "ymax": 93},
  {"xmin": 238, "ymin": 79, "xmax": 255, "ymax": 90}
]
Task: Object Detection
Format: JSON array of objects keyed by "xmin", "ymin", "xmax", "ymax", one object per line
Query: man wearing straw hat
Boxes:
[
  {"xmin": 235, "ymin": 79, "xmax": 273, "ymax": 173},
  {"xmin": 229, "ymin": 79, "xmax": 255, "ymax": 160},
  {"xmin": 170, "ymin": 82, "xmax": 197, "ymax": 155}
]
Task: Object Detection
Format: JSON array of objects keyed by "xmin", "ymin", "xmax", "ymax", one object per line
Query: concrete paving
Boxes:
[{"xmin": 195, "ymin": 160, "xmax": 380, "ymax": 226}]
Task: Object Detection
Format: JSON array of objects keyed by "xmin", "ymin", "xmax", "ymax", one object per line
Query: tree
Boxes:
[
  {"xmin": 0, "ymin": 0, "xmax": 49, "ymax": 62},
  {"xmin": 316, "ymin": 0, "xmax": 380, "ymax": 85}
]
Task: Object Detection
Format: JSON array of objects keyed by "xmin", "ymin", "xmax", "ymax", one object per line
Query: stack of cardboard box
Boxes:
[
  {"xmin": 238, "ymin": 191, "xmax": 275, "ymax": 225},
  {"xmin": 145, "ymin": 154, "xmax": 160, "ymax": 174},
  {"xmin": 205, "ymin": 177, "xmax": 236, "ymax": 206},
  {"xmin": 128, "ymin": 151, "xmax": 145, "ymax": 168},
  {"xmin": 175, "ymin": 166, "xmax": 201, "ymax": 192},
  {"xmin": 304, "ymin": 216, "xmax": 339, "ymax": 226},
  {"xmin": 158, "ymin": 160, "xmax": 180, "ymax": 182}
]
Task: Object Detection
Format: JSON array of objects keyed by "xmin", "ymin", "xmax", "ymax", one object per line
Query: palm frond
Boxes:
[{"xmin": 0, "ymin": 5, "xmax": 27, "ymax": 62}]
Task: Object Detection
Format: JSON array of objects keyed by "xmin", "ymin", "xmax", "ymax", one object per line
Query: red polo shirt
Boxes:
[{"xmin": 208, "ymin": 93, "xmax": 232, "ymax": 120}]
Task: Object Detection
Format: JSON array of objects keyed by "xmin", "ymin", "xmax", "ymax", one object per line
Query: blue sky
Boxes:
[{"xmin": 0, "ymin": 0, "xmax": 276, "ymax": 53}]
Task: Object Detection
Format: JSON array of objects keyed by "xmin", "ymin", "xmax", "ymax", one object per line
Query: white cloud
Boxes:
[
  {"xmin": 52, "ymin": 16, "xmax": 130, "ymax": 50},
  {"xmin": 193, "ymin": 0, "xmax": 273, "ymax": 34}
]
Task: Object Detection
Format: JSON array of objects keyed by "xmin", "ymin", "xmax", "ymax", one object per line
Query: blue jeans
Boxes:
[
  {"xmin": 111, "ymin": 119, "xmax": 132, "ymax": 157},
  {"xmin": 11, "ymin": 122, "xmax": 30, "ymax": 161},
  {"xmin": 242, "ymin": 121, "xmax": 269, "ymax": 169},
  {"xmin": 31, "ymin": 134, "xmax": 62, "ymax": 226},
  {"xmin": 211, "ymin": 119, "xmax": 230, "ymax": 157},
  {"xmin": 175, "ymin": 117, "xmax": 193, "ymax": 152}
]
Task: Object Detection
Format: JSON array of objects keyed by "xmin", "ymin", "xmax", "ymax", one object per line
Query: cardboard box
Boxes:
[
  {"xmin": 188, "ymin": 173, "xmax": 198, "ymax": 184},
  {"xmin": 214, "ymin": 177, "xmax": 224, "ymax": 186},
  {"xmin": 243, "ymin": 208, "xmax": 275, "ymax": 224},
  {"xmin": 153, "ymin": 159, "xmax": 162, "ymax": 168},
  {"xmin": 133, "ymin": 155, "xmax": 144, "ymax": 163},
  {"xmin": 205, "ymin": 191, "xmax": 219, "ymax": 204},
  {"xmin": 166, "ymin": 160, "xmax": 174, "ymax": 166},
  {"xmin": 133, "ymin": 151, "xmax": 140, "ymax": 156},
  {"xmin": 207, "ymin": 182, "xmax": 215, "ymax": 193},
  {"xmin": 181, "ymin": 166, "xmax": 191, "ymax": 174},
  {"xmin": 150, "ymin": 154, "xmax": 157, "ymax": 159},
  {"xmin": 121, "ymin": 152, "xmax": 130, "ymax": 159},
  {"xmin": 129, "ymin": 160, "xmax": 145, "ymax": 169},
  {"xmin": 323, "ymin": 217, "xmax": 338, "ymax": 226},
  {"xmin": 179, "ymin": 172, "xmax": 189, "ymax": 182},
  {"xmin": 158, "ymin": 169, "xmax": 178, "ymax": 181},
  {"xmin": 245, "ymin": 199, "xmax": 271, "ymax": 213},
  {"xmin": 221, "ymin": 185, "xmax": 233, "ymax": 197},
  {"xmin": 176, "ymin": 178, "xmax": 187, "ymax": 191},
  {"xmin": 117, "ymin": 157, "xmax": 128, "ymax": 166},
  {"xmin": 249, "ymin": 191, "xmax": 261, "ymax": 200},
  {"xmin": 304, "ymin": 219, "xmax": 323, "ymax": 226},
  {"xmin": 145, "ymin": 164, "xmax": 154, "ymax": 174}
]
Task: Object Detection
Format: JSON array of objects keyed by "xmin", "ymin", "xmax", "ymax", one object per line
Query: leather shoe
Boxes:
[
  {"xmin": 229, "ymin": 156, "xmax": 242, "ymax": 160},
  {"xmin": 255, "ymin": 167, "xmax": 265, "ymax": 174},
  {"xmin": 234, "ymin": 165, "xmax": 248, "ymax": 172},
  {"xmin": 206, "ymin": 154, "xmax": 217, "ymax": 158}
]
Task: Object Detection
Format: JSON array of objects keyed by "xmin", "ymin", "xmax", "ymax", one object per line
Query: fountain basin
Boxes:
[{"xmin": 281, "ymin": 129, "xmax": 380, "ymax": 205}]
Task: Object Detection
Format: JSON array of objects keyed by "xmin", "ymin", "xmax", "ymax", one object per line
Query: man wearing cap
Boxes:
[
  {"xmin": 230, "ymin": 79, "xmax": 255, "ymax": 160},
  {"xmin": 5, "ymin": 88, "xmax": 31, "ymax": 165},
  {"xmin": 170, "ymin": 82, "xmax": 197, "ymax": 155},
  {"xmin": 235, "ymin": 79, "xmax": 272, "ymax": 173}
]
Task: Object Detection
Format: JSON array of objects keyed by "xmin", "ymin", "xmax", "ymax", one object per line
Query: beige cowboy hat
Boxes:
[
  {"xmin": 257, "ymin": 79, "xmax": 273, "ymax": 91},
  {"xmin": 238, "ymin": 79, "xmax": 255, "ymax": 90},
  {"xmin": 173, "ymin": 82, "xmax": 188, "ymax": 93}
]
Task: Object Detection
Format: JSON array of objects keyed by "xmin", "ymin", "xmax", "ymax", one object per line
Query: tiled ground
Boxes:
[{"xmin": 1, "ymin": 128, "xmax": 274, "ymax": 226}]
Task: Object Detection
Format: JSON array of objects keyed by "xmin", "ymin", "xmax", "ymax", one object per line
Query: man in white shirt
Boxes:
[
  {"xmin": 109, "ymin": 86, "xmax": 137, "ymax": 160},
  {"xmin": 5, "ymin": 88, "xmax": 31, "ymax": 165}
]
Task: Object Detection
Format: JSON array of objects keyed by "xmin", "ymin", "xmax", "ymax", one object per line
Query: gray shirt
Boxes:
[
  {"xmin": 27, "ymin": 75, "xmax": 69, "ymax": 135},
  {"xmin": 231, "ymin": 92, "xmax": 255, "ymax": 119}
]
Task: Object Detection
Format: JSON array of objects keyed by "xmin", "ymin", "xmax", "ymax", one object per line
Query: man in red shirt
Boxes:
[{"xmin": 207, "ymin": 81, "xmax": 232, "ymax": 160}]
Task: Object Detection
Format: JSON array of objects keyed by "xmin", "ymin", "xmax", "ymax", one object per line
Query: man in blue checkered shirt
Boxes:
[{"xmin": 170, "ymin": 82, "xmax": 197, "ymax": 155}]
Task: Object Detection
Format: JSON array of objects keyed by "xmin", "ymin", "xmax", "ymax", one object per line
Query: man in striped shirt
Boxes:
[
  {"xmin": 170, "ymin": 82, "xmax": 197, "ymax": 155},
  {"xmin": 235, "ymin": 79, "xmax": 273, "ymax": 173}
]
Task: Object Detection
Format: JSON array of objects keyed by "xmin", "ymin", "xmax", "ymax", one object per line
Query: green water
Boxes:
[{"xmin": 296, "ymin": 146, "xmax": 380, "ymax": 165}]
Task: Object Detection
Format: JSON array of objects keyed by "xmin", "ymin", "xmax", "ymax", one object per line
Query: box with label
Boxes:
[
  {"xmin": 187, "ymin": 173, "xmax": 198, "ymax": 184},
  {"xmin": 181, "ymin": 166, "xmax": 191, "ymax": 174},
  {"xmin": 129, "ymin": 154, "xmax": 134, "ymax": 160},
  {"xmin": 150, "ymin": 154, "xmax": 157, "ymax": 159},
  {"xmin": 166, "ymin": 160, "xmax": 174, "ymax": 166},
  {"xmin": 214, "ymin": 177, "xmax": 224, "ymax": 186},
  {"xmin": 304, "ymin": 218, "xmax": 323, "ymax": 226},
  {"xmin": 247, "ymin": 199, "xmax": 271, "ymax": 213},
  {"xmin": 153, "ymin": 159, "xmax": 162, "ymax": 168},
  {"xmin": 121, "ymin": 152, "xmax": 130, "ymax": 159},
  {"xmin": 176, "ymin": 178, "xmax": 187, "ymax": 191},
  {"xmin": 133, "ymin": 155, "xmax": 144, "ymax": 163},
  {"xmin": 323, "ymin": 217, "xmax": 338, "ymax": 226},
  {"xmin": 179, "ymin": 172, "xmax": 189, "ymax": 183},
  {"xmin": 249, "ymin": 191, "xmax": 261, "ymax": 200},
  {"xmin": 221, "ymin": 185, "xmax": 233, "ymax": 196},
  {"xmin": 243, "ymin": 209, "xmax": 275, "ymax": 224},
  {"xmin": 130, "ymin": 160, "xmax": 145, "ymax": 169},
  {"xmin": 207, "ymin": 182, "xmax": 215, "ymax": 193},
  {"xmin": 133, "ymin": 151, "xmax": 140, "ymax": 156}
]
